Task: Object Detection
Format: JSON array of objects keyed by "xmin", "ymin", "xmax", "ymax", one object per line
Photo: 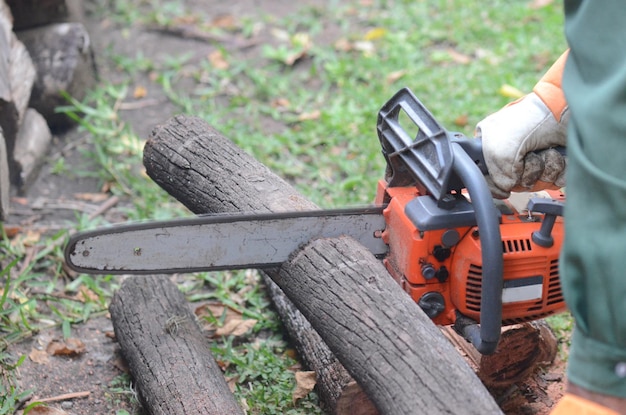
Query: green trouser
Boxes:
[{"xmin": 561, "ymin": 0, "xmax": 626, "ymax": 399}]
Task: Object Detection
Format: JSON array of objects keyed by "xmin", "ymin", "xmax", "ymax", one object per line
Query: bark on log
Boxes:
[
  {"xmin": 0, "ymin": 126, "xmax": 9, "ymax": 220},
  {"xmin": 143, "ymin": 115, "xmax": 503, "ymax": 414},
  {"xmin": 0, "ymin": 7, "xmax": 36, "ymax": 186},
  {"xmin": 144, "ymin": 115, "xmax": 377, "ymax": 415},
  {"xmin": 109, "ymin": 275, "xmax": 245, "ymax": 415},
  {"xmin": 13, "ymin": 109, "xmax": 52, "ymax": 191},
  {"xmin": 17, "ymin": 22, "xmax": 96, "ymax": 131}
]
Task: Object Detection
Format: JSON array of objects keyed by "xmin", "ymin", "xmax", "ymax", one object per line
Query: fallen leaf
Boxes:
[
  {"xmin": 29, "ymin": 348, "xmax": 49, "ymax": 365},
  {"xmin": 211, "ymin": 14, "xmax": 237, "ymax": 30},
  {"xmin": 208, "ymin": 50, "xmax": 229, "ymax": 70},
  {"xmin": 172, "ymin": 14, "xmax": 199, "ymax": 25},
  {"xmin": 454, "ymin": 114, "xmax": 469, "ymax": 127},
  {"xmin": 363, "ymin": 27, "xmax": 387, "ymax": 41},
  {"xmin": 2, "ymin": 224, "xmax": 21, "ymax": 238},
  {"xmin": 334, "ymin": 38, "xmax": 353, "ymax": 52},
  {"xmin": 446, "ymin": 48, "xmax": 472, "ymax": 64},
  {"xmin": 386, "ymin": 69, "xmax": 407, "ymax": 84},
  {"xmin": 353, "ymin": 40, "xmax": 375, "ymax": 55},
  {"xmin": 528, "ymin": 0, "xmax": 554, "ymax": 9},
  {"xmin": 195, "ymin": 302, "xmax": 243, "ymax": 322},
  {"xmin": 271, "ymin": 97, "xmax": 291, "ymax": 109},
  {"xmin": 498, "ymin": 84, "xmax": 525, "ymax": 99},
  {"xmin": 75, "ymin": 286, "xmax": 100, "ymax": 303},
  {"xmin": 292, "ymin": 371, "xmax": 317, "ymax": 403},
  {"xmin": 297, "ymin": 110, "xmax": 321, "ymax": 121},
  {"xmin": 27, "ymin": 406, "xmax": 69, "ymax": 415},
  {"xmin": 133, "ymin": 85, "xmax": 147, "ymax": 99},
  {"xmin": 73, "ymin": 192, "xmax": 109, "ymax": 202},
  {"xmin": 46, "ymin": 338, "xmax": 86, "ymax": 357},
  {"xmin": 214, "ymin": 318, "xmax": 257, "ymax": 337},
  {"xmin": 11, "ymin": 230, "xmax": 41, "ymax": 247}
]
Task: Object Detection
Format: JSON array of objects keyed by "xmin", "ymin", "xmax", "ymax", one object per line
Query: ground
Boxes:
[{"xmin": 4, "ymin": 1, "xmax": 568, "ymax": 414}]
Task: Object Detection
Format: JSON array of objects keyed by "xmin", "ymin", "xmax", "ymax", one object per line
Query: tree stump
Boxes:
[
  {"xmin": 109, "ymin": 275, "xmax": 245, "ymax": 415},
  {"xmin": 143, "ymin": 115, "xmax": 503, "ymax": 414}
]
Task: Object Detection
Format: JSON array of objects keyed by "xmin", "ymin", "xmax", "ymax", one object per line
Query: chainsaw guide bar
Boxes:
[{"xmin": 65, "ymin": 207, "xmax": 388, "ymax": 274}]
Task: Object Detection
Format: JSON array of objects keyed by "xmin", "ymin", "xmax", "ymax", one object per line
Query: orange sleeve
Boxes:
[{"xmin": 533, "ymin": 50, "xmax": 569, "ymax": 121}]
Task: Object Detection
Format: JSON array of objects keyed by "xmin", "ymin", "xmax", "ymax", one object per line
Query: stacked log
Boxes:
[{"xmin": 0, "ymin": 0, "xmax": 96, "ymax": 219}]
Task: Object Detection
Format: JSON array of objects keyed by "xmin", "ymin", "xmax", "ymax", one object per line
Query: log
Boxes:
[
  {"xmin": 109, "ymin": 274, "xmax": 245, "ymax": 415},
  {"xmin": 0, "ymin": 6, "xmax": 36, "ymax": 186},
  {"xmin": 0, "ymin": 126, "xmax": 8, "ymax": 220},
  {"xmin": 17, "ymin": 22, "xmax": 96, "ymax": 131},
  {"xmin": 143, "ymin": 115, "xmax": 503, "ymax": 414},
  {"xmin": 144, "ymin": 115, "xmax": 377, "ymax": 415},
  {"xmin": 6, "ymin": 0, "xmax": 84, "ymax": 30},
  {"xmin": 13, "ymin": 108, "xmax": 52, "ymax": 191}
]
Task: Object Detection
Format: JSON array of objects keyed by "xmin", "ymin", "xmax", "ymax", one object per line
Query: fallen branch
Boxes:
[{"xmin": 33, "ymin": 390, "xmax": 91, "ymax": 404}]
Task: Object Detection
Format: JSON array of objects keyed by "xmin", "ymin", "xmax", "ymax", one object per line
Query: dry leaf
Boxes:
[
  {"xmin": 12, "ymin": 230, "xmax": 41, "ymax": 247},
  {"xmin": 208, "ymin": 50, "xmax": 229, "ymax": 70},
  {"xmin": 292, "ymin": 371, "xmax": 317, "ymax": 403},
  {"xmin": 386, "ymin": 69, "xmax": 407, "ymax": 84},
  {"xmin": 29, "ymin": 348, "xmax": 49, "ymax": 365},
  {"xmin": 271, "ymin": 97, "xmax": 291, "ymax": 109},
  {"xmin": 27, "ymin": 406, "xmax": 69, "ymax": 415},
  {"xmin": 498, "ymin": 84, "xmax": 525, "ymax": 99},
  {"xmin": 363, "ymin": 27, "xmax": 387, "ymax": 41},
  {"xmin": 211, "ymin": 14, "xmax": 237, "ymax": 29},
  {"xmin": 214, "ymin": 318, "xmax": 257, "ymax": 337},
  {"xmin": 73, "ymin": 192, "xmax": 109, "ymax": 202},
  {"xmin": 454, "ymin": 114, "xmax": 469, "ymax": 127},
  {"xmin": 528, "ymin": 0, "xmax": 554, "ymax": 9},
  {"xmin": 2, "ymin": 224, "xmax": 21, "ymax": 238},
  {"xmin": 446, "ymin": 48, "xmax": 471, "ymax": 64},
  {"xmin": 353, "ymin": 40, "xmax": 375, "ymax": 55},
  {"xmin": 46, "ymin": 338, "xmax": 86, "ymax": 357},
  {"xmin": 133, "ymin": 85, "xmax": 147, "ymax": 99},
  {"xmin": 334, "ymin": 38, "xmax": 353, "ymax": 52},
  {"xmin": 195, "ymin": 302, "xmax": 242, "ymax": 322},
  {"xmin": 297, "ymin": 110, "xmax": 321, "ymax": 121},
  {"xmin": 75, "ymin": 286, "xmax": 100, "ymax": 303}
]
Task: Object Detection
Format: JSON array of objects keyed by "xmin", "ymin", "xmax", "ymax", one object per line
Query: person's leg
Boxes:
[{"xmin": 554, "ymin": 0, "xmax": 626, "ymax": 412}]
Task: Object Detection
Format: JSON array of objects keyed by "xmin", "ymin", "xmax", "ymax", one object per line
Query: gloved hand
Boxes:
[
  {"xmin": 477, "ymin": 51, "xmax": 569, "ymax": 199},
  {"xmin": 476, "ymin": 93, "xmax": 568, "ymax": 198}
]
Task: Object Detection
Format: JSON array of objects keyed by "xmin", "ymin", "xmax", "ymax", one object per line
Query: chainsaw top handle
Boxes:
[{"xmin": 377, "ymin": 87, "xmax": 503, "ymax": 354}]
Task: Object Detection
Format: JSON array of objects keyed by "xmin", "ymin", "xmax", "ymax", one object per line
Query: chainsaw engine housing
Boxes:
[{"xmin": 376, "ymin": 181, "xmax": 567, "ymax": 327}]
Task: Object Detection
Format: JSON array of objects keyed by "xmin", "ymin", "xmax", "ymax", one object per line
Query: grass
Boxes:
[{"xmin": 0, "ymin": 1, "xmax": 570, "ymax": 413}]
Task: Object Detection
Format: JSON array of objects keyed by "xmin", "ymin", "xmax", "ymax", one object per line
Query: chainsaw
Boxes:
[{"xmin": 65, "ymin": 87, "xmax": 566, "ymax": 355}]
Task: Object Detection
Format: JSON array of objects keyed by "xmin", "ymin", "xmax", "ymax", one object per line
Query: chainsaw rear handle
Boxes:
[{"xmin": 450, "ymin": 142, "xmax": 502, "ymax": 355}]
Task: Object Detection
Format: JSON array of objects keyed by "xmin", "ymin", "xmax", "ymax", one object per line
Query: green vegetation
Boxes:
[{"xmin": 0, "ymin": 1, "xmax": 568, "ymax": 413}]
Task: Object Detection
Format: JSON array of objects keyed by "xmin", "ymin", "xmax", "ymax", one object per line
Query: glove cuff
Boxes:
[{"xmin": 533, "ymin": 50, "xmax": 569, "ymax": 121}]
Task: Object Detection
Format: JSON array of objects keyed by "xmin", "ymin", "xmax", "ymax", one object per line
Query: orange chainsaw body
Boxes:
[{"xmin": 375, "ymin": 180, "xmax": 567, "ymax": 327}]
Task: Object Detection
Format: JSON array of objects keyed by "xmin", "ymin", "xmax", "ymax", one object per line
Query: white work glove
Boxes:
[{"xmin": 476, "ymin": 92, "xmax": 568, "ymax": 199}]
